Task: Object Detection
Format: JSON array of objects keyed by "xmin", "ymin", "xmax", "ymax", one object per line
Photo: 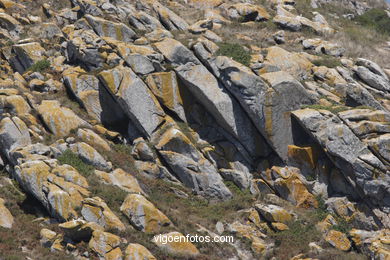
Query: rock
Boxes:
[
  {"xmin": 188, "ymin": 19, "xmax": 213, "ymax": 34},
  {"xmin": 302, "ymin": 38, "xmax": 345, "ymax": 57},
  {"xmin": 37, "ymin": 100, "xmax": 89, "ymax": 137},
  {"xmin": 127, "ymin": 7, "xmax": 162, "ymax": 31},
  {"xmin": 95, "ymin": 168, "xmax": 144, "ymax": 194},
  {"xmin": 355, "ymin": 66, "xmax": 390, "ymax": 92},
  {"xmin": 0, "ymin": 116, "xmax": 31, "ymax": 160},
  {"xmin": 70, "ymin": 142, "xmax": 111, "ymax": 171},
  {"xmin": 10, "ymin": 42, "xmax": 45, "ymax": 73},
  {"xmin": 152, "ymin": 232, "xmax": 199, "ymax": 257},
  {"xmin": 325, "ymin": 230, "xmax": 351, "ymax": 251},
  {"xmin": 98, "ymin": 65, "xmax": 165, "ymax": 138},
  {"xmin": 124, "ymin": 243, "xmax": 156, "ymax": 260},
  {"xmin": 356, "ymin": 58, "xmax": 389, "ymax": 81},
  {"xmin": 226, "ymin": 3, "xmax": 270, "ymax": 22},
  {"xmin": 273, "ymin": 30, "xmax": 285, "ymax": 44},
  {"xmin": 291, "ymin": 109, "xmax": 390, "ymax": 209},
  {"xmin": 146, "ymin": 71, "xmax": 186, "ymax": 122},
  {"xmin": 105, "ymin": 247, "xmax": 123, "ymax": 260},
  {"xmin": 263, "ymin": 46, "xmax": 313, "ymax": 79},
  {"xmin": 0, "ymin": 198, "xmax": 13, "ymax": 228},
  {"xmin": 210, "ymin": 56, "xmax": 311, "ymax": 161},
  {"xmin": 81, "ymin": 197, "xmax": 125, "ymax": 232},
  {"xmin": 255, "ymin": 204, "xmax": 293, "ymax": 223},
  {"xmin": 77, "ymin": 128, "xmax": 111, "ymax": 152},
  {"xmin": 85, "ymin": 14, "xmax": 136, "ymax": 42},
  {"xmin": 219, "ymin": 169, "xmax": 252, "ymax": 190},
  {"xmin": 349, "ymin": 229, "xmax": 390, "ymax": 258},
  {"xmin": 89, "ymin": 230, "xmax": 121, "ymax": 257},
  {"xmin": 153, "ymin": 125, "xmax": 232, "ymax": 200},
  {"xmin": 262, "ymin": 166, "xmax": 318, "ymax": 208},
  {"xmin": 59, "ymin": 219, "xmax": 103, "ymax": 242},
  {"xmin": 120, "ymin": 194, "xmax": 171, "ymax": 233},
  {"xmin": 151, "ymin": 1, "xmax": 189, "ymax": 30},
  {"xmin": 40, "ymin": 228, "xmax": 58, "ymax": 247}
]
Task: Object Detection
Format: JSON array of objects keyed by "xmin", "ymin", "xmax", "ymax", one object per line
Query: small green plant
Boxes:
[
  {"xmin": 216, "ymin": 43, "xmax": 251, "ymax": 67},
  {"xmin": 312, "ymin": 56, "xmax": 342, "ymax": 68},
  {"xmin": 27, "ymin": 59, "xmax": 51, "ymax": 73},
  {"xmin": 355, "ymin": 8, "xmax": 390, "ymax": 35},
  {"xmin": 57, "ymin": 150, "xmax": 94, "ymax": 176}
]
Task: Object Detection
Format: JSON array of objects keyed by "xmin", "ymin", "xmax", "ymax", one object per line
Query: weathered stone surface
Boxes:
[
  {"xmin": 255, "ymin": 204, "xmax": 293, "ymax": 223},
  {"xmin": 59, "ymin": 219, "xmax": 103, "ymax": 242},
  {"xmin": 302, "ymin": 38, "xmax": 345, "ymax": 57},
  {"xmin": 77, "ymin": 128, "xmax": 111, "ymax": 152},
  {"xmin": 325, "ymin": 230, "xmax": 351, "ymax": 251},
  {"xmin": 292, "ymin": 109, "xmax": 390, "ymax": 209},
  {"xmin": 146, "ymin": 71, "xmax": 186, "ymax": 122},
  {"xmin": 95, "ymin": 168, "xmax": 144, "ymax": 194},
  {"xmin": 152, "ymin": 232, "xmax": 199, "ymax": 257},
  {"xmin": 154, "ymin": 125, "xmax": 232, "ymax": 200},
  {"xmin": 120, "ymin": 193, "xmax": 171, "ymax": 233},
  {"xmin": 355, "ymin": 66, "xmax": 390, "ymax": 92},
  {"xmin": 124, "ymin": 243, "xmax": 157, "ymax": 260},
  {"xmin": 81, "ymin": 197, "xmax": 125, "ymax": 232},
  {"xmin": 226, "ymin": 3, "xmax": 270, "ymax": 22},
  {"xmin": 70, "ymin": 142, "xmax": 111, "ymax": 171},
  {"xmin": 0, "ymin": 198, "xmax": 13, "ymax": 228},
  {"xmin": 89, "ymin": 230, "xmax": 121, "ymax": 257},
  {"xmin": 85, "ymin": 14, "xmax": 136, "ymax": 42},
  {"xmin": 98, "ymin": 65, "xmax": 165, "ymax": 138},
  {"xmin": 151, "ymin": 2, "xmax": 189, "ymax": 30},
  {"xmin": 349, "ymin": 229, "xmax": 390, "ymax": 259},
  {"xmin": 11, "ymin": 42, "xmax": 45, "ymax": 73},
  {"xmin": 37, "ymin": 100, "xmax": 89, "ymax": 137},
  {"xmin": 0, "ymin": 116, "xmax": 31, "ymax": 160}
]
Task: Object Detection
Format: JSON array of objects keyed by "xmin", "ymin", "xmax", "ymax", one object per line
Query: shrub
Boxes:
[
  {"xmin": 57, "ymin": 150, "xmax": 94, "ymax": 176},
  {"xmin": 216, "ymin": 43, "xmax": 251, "ymax": 67},
  {"xmin": 355, "ymin": 8, "xmax": 390, "ymax": 35},
  {"xmin": 27, "ymin": 59, "xmax": 51, "ymax": 73},
  {"xmin": 312, "ymin": 56, "xmax": 342, "ymax": 68}
]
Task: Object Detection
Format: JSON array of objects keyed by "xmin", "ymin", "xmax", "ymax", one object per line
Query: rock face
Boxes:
[
  {"xmin": 152, "ymin": 232, "xmax": 199, "ymax": 257},
  {"xmin": 0, "ymin": 198, "xmax": 13, "ymax": 228},
  {"xmin": 120, "ymin": 194, "xmax": 171, "ymax": 233},
  {"xmin": 0, "ymin": 116, "xmax": 31, "ymax": 160},
  {"xmin": 292, "ymin": 109, "xmax": 390, "ymax": 210},
  {"xmin": 98, "ymin": 65, "xmax": 165, "ymax": 138}
]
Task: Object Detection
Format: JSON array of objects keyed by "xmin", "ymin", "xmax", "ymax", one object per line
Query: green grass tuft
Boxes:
[
  {"xmin": 216, "ymin": 43, "xmax": 251, "ymax": 67},
  {"xmin": 27, "ymin": 59, "xmax": 51, "ymax": 73},
  {"xmin": 57, "ymin": 150, "xmax": 94, "ymax": 177}
]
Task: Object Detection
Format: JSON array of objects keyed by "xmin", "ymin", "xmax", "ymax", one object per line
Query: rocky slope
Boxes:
[{"xmin": 0, "ymin": 0, "xmax": 389, "ymax": 259}]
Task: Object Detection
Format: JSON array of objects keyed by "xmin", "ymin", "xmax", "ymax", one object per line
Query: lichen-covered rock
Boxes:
[
  {"xmin": 291, "ymin": 109, "xmax": 390, "ymax": 210},
  {"xmin": 69, "ymin": 142, "xmax": 111, "ymax": 171},
  {"xmin": 226, "ymin": 3, "xmax": 270, "ymax": 22},
  {"xmin": 0, "ymin": 116, "xmax": 31, "ymax": 160},
  {"xmin": 89, "ymin": 230, "xmax": 121, "ymax": 257},
  {"xmin": 154, "ymin": 125, "xmax": 232, "ymax": 200},
  {"xmin": 37, "ymin": 100, "xmax": 89, "ymax": 137},
  {"xmin": 81, "ymin": 197, "xmax": 125, "ymax": 232},
  {"xmin": 0, "ymin": 198, "xmax": 13, "ymax": 228},
  {"xmin": 124, "ymin": 243, "xmax": 157, "ymax": 260},
  {"xmin": 77, "ymin": 128, "xmax": 111, "ymax": 152},
  {"xmin": 152, "ymin": 232, "xmax": 199, "ymax": 257},
  {"xmin": 146, "ymin": 71, "xmax": 186, "ymax": 122},
  {"xmin": 98, "ymin": 65, "xmax": 165, "ymax": 138},
  {"xmin": 255, "ymin": 204, "xmax": 293, "ymax": 223},
  {"xmin": 151, "ymin": 1, "xmax": 189, "ymax": 30},
  {"xmin": 94, "ymin": 168, "xmax": 144, "ymax": 194},
  {"xmin": 11, "ymin": 42, "xmax": 45, "ymax": 73},
  {"xmin": 325, "ymin": 230, "xmax": 351, "ymax": 251},
  {"xmin": 120, "ymin": 194, "xmax": 171, "ymax": 233},
  {"xmin": 85, "ymin": 14, "xmax": 137, "ymax": 42}
]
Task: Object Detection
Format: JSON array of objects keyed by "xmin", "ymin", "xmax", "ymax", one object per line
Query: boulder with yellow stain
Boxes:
[
  {"xmin": 287, "ymin": 145, "xmax": 319, "ymax": 174},
  {"xmin": 0, "ymin": 95, "xmax": 31, "ymax": 117},
  {"xmin": 0, "ymin": 198, "xmax": 13, "ymax": 228},
  {"xmin": 188, "ymin": 0, "xmax": 223, "ymax": 8},
  {"xmin": 59, "ymin": 219, "xmax": 103, "ymax": 242},
  {"xmin": 349, "ymin": 228, "xmax": 390, "ymax": 259},
  {"xmin": 120, "ymin": 194, "xmax": 171, "ymax": 233},
  {"xmin": 37, "ymin": 100, "xmax": 89, "ymax": 137},
  {"xmin": 312, "ymin": 66, "xmax": 348, "ymax": 86},
  {"xmin": 152, "ymin": 232, "xmax": 199, "ymax": 257},
  {"xmin": 89, "ymin": 230, "xmax": 122, "ymax": 257},
  {"xmin": 262, "ymin": 46, "xmax": 313, "ymax": 78},
  {"xmin": 124, "ymin": 243, "xmax": 157, "ymax": 260},
  {"xmin": 255, "ymin": 203, "xmax": 293, "ymax": 224},
  {"xmin": 94, "ymin": 168, "xmax": 144, "ymax": 194},
  {"xmin": 316, "ymin": 214, "xmax": 337, "ymax": 233},
  {"xmin": 69, "ymin": 142, "xmax": 111, "ymax": 171},
  {"xmin": 81, "ymin": 197, "xmax": 125, "ymax": 232},
  {"xmin": 153, "ymin": 125, "xmax": 232, "ymax": 200},
  {"xmin": 264, "ymin": 166, "xmax": 318, "ymax": 208},
  {"xmin": 146, "ymin": 71, "xmax": 186, "ymax": 122},
  {"xmin": 0, "ymin": 116, "xmax": 31, "ymax": 160},
  {"xmin": 226, "ymin": 3, "xmax": 270, "ymax": 22},
  {"xmin": 302, "ymin": 38, "xmax": 345, "ymax": 57},
  {"xmin": 98, "ymin": 65, "xmax": 165, "ymax": 138},
  {"xmin": 11, "ymin": 42, "xmax": 45, "ymax": 73},
  {"xmin": 325, "ymin": 230, "xmax": 351, "ymax": 251},
  {"xmin": 85, "ymin": 14, "xmax": 136, "ymax": 42},
  {"xmin": 151, "ymin": 1, "xmax": 189, "ymax": 30},
  {"xmin": 77, "ymin": 128, "xmax": 111, "ymax": 152},
  {"xmin": 291, "ymin": 108, "xmax": 389, "ymax": 211}
]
